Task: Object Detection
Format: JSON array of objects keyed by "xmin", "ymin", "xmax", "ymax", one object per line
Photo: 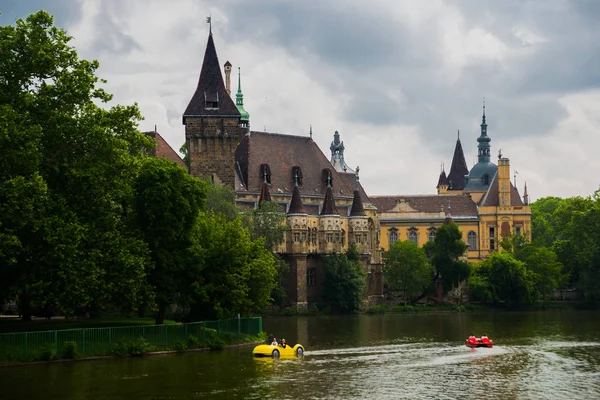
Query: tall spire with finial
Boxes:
[
  {"xmin": 477, "ymin": 98, "xmax": 491, "ymax": 163},
  {"xmin": 309, "ymin": 125, "xmax": 313, "ymax": 139},
  {"xmin": 523, "ymin": 181, "xmax": 529, "ymax": 205},
  {"xmin": 235, "ymin": 67, "xmax": 249, "ymax": 124}
]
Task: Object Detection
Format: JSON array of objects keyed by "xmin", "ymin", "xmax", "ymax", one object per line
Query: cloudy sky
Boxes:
[{"xmin": 2, "ymin": 0, "xmax": 600, "ymax": 201}]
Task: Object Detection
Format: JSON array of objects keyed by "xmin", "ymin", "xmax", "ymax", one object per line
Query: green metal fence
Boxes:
[{"xmin": 0, "ymin": 317, "xmax": 262, "ymax": 362}]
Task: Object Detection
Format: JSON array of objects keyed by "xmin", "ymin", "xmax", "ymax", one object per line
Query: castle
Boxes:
[{"xmin": 170, "ymin": 31, "xmax": 532, "ymax": 308}]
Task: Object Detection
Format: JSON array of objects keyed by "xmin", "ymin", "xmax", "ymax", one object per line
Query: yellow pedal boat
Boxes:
[{"xmin": 252, "ymin": 343, "xmax": 304, "ymax": 358}]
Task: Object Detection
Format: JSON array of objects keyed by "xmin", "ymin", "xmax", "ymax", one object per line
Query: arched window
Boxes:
[
  {"xmin": 468, "ymin": 231, "xmax": 477, "ymax": 250},
  {"xmin": 260, "ymin": 164, "xmax": 271, "ymax": 184},
  {"xmin": 312, "ymin": 227, "xmax": 318, "ymax": 245},
  {"xmin": 292, "ymin": 166, "xmax": 303, "ymax": 186},
  {"xmin": 388, "ymin": 228, "xmax": 398, "ymax": 246},
  {"xmin": 408, "ymin": 228, "xmax": 418, "ymax": 244},
  {"xmin": 428, "ymin": 227, "xmax": 436, "ymax": 242},
  {"xmin": 483, "ymin": 174, "xmax": 489, "ymax": 185},
  {"xmin": 341, "ymin": 229, "xmax": 346, "ymax": 246}
]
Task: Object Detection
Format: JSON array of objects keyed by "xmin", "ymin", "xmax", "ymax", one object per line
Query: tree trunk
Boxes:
[{"xmin": 155, "ymin": 303, "xmax": 167, "ymax": 325}]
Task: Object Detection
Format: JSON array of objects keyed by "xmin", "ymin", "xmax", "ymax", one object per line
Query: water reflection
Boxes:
[{"xmin": 1, "ymin": 310, "xmax": 600, "ymax": 399}]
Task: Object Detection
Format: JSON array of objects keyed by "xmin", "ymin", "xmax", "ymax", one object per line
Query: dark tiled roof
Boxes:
[
  {"xmin": 183, "ymin": 34, "xmax": 240, "ymax": 120},
  {"xmin": 321, "ymin": 186, "xmax": 339, "ymax": 215},
  {"xmin": 288, "ymin": 185, "xmax": 306, "ymax": 214},
  {"xmin": 370, "ymin": 195, "xmax": 478, "ymax": 217},
  {"xmin": 143, "ymin": 131, "xmax": 187, "ymax": 169},
  {"xmin": 447, "ymin": 138, "xmax": 469, "ymax": 190},
  {"xmin": 235, "ymin": 131, "xmax": 355, "ymax": 198},
  {"xmin": 479, "ymin": 173, "xmax": 525, "ymax": 207},
  {"xmin": 339, "ymin": 172, "xmax": 371, "ymax": 205},
  {"xmin": 259, "ymin": 182, "xmax": 271, "ymax": 204},
  {"xmin": 437, "ymin": 170, "xmax": 448, "ymax": 188},
  {"xmin": 350, "ymin": 190, "xmax": 366, "ymax": 216}
]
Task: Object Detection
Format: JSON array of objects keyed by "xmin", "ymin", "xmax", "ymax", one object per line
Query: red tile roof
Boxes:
[{"xmin": 143, "ymin": 131, "xmax": 187, "ymax": 169}]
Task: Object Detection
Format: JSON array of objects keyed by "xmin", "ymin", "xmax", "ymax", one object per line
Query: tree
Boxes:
[
  {"xmin": 322, "ymin": 245, "xmax": 366, "ymax": 313},
  {"xmin": 429, "ymin": 223, "xmax": 469, "ymax": 293},
  {"xmin": 0, "ymin": 11, "xmax": 152, "ymax": 319},
  {"xmin": 179, "ymin": 142, "xmax": 189, "ymax": 169},
  {"xmin": 475, "ymin": 252, "xmax": 536, "ymax": 307},
  {"xmin": 190, "ymin": 213, "xmax": 277, "ymax": 319},
  {"xmin": 517, "ymin": 245, "xmax": 566, "ymax": 299},
  {"xmin": 132, "ymin": 158, "xmax": 207, "ymax": 324},
  {"xmin": 383, "ymin": 241, "xmax": 432, "ymax": 305},
  {"xmin": 242, "ymin": 201, "xmax": 286, "ymax": 252},
  {"xmin": 205, "ymin": 182, "xmax": 239, "ymax": 222}
]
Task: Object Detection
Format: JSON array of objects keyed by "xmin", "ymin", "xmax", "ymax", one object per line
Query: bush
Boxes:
[
  {"xmin": 38, "ymin": 345, "xmax": 57, "ymax": 361},
  {"xmin": 307, "ymin": 303, "xmax": 319, "ymax": 315},
  {"xmin": 393, "ymin": 305, "xmax": 415, "ymax": 313},
  {"xmin": 62, "ymin": 341, "xmax": 79, "ymax": 359},
  {"xmin": 173, "ymin": 341, "xmax": 188, "ymax": 353},
  {"xmin": 280, "ymin": 306, "xmax": 298, "ymax": 316},
  {"xmin": 112, "ymin": 337, "xmax": 154, "ymax": 357},
  {"xmin": 206, "ymin": 332, "xmax": 226, "ymax": 350},
  {"xmin": 365, "ymin": 304, "xmax": 387, "ymax": 314},
  {"xmin": 187, "ymin": 334, "xmax": 200, "ymax": 347}
]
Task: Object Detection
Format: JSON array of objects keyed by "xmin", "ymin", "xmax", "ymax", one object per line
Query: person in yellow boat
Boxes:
[
  {"xmin": 271, "ymin": 337, "xmax": 278, "ymax": 346},
  {"xmin": 280, "ymin": 338, "xmax": 287, "ymax": 348}
]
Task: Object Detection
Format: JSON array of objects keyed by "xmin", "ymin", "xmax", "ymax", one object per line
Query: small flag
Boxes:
[{"xmin": 206, "ymin": 16, "xmax": 211, "ymax": 24}]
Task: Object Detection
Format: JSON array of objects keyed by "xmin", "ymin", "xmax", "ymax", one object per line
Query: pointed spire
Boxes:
[
  {"xmin": 523, "ymin": 181, "xmax": 529, "ymax": 205},
  {"xmin": 477, "ymin": 99, "xmax": 491, "ymax": 163},
  {"xmin": 236, "ymin": 67, "xmax": 249, "ymax": 123},
  {"xmin": 447, "ymin": 132, "xmax": 469, "ymax": 190},
  {"xmin": 259, "ymin": 181, "xmax": 271, "ymax": 206},
  {"xmin": 288, "ymin": 185, "xmax": 306, "ymax": 215},
  {"xmin": 350, "ymin": 190, "xmax": 366, "ymax": 217},
  {"xmin": 309, "ymin": 125, "xmax": 313, "ymax": 139},
  {"xmin": 183, "ymin": 33, "xmax": 240, "ymax": 120},
  {"xmin": 437, "ymin": 169, "xmax": 448, "ymax": 189},
  {"xmin": 320, "ymin": 185, "xmax": 339, "ymax": 216}
]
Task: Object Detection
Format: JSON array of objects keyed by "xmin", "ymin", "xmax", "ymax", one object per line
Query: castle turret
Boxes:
[
  {"xmin": 224, "ymin": 61, "xmax": 232, "ymax": 95},
  {"xmin": 319, "ymin": 181, "xmax": 342, "ymax": 253},
  {"xmin": 183, "ymin": 32, "xmax": 246, "ymax": 187},
  {"xmin": 464, "ymin": 102, "xmax": 498, "ymax": 193},
  {"xmin": 287, "ymin": 184, "xmax": 308, "ymax": 254},
  {"xmin": 349, "ymin": 170, "xmax": 369, "ymax": 253},
  {"xmin": 523, "ymin": 182, "xmax": 529, "ymax": 205},
  {"xmin": 330, "ymin": 130, "xmax": 354, "ymax": 173},
  {"xmin": 497, "ymin": 158, "xmax": 511, "ymax": 207},
  {"xmin": 236, "ymin": 67, "xmax": 249, "ymax": 127},
  {"xmin": 437, "ymin": 164, "xmax": 448, "ymax": 194}
]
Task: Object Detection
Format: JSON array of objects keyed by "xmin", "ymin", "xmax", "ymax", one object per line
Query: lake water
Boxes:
[{"xmin": 2, "ymin": 310, "xmax": 600, "ymax": 399}]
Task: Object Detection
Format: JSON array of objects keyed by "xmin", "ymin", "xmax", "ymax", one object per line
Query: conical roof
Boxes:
[
  {"xmin": 259, "ymin": 182, "xmax": 271, "ymax": 205},
  {"xmin": 350, "ymin": 190, "xmax": 366, "ymax": 216},
  {"xmin": 437, "ymin": 169, "xmax": 448, "ymax": 188},
  {"xmin": 288, "ymin": 185, "xmax": 306, "ymax": 215},
  {"xmin": 183, "ymin": 34, "xmax": 240, "ymax": 120},
  {"xmin": 447, "ymin": 136, "xmax": 469, "ymax": 190},
  {"xmin": 320, "ymin": 185, "xmax": 339, "ymax": 216}
]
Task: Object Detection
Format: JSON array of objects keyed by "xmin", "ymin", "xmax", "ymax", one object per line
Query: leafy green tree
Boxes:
[
  {"xmin": 179, "ymin": 142, "xmax": 190, "ymax": 168},
  {"xmin": 205, "ymin": 182, "xmax": 239, "ymax": 222},
  {"xmin": 132, "ymin": 158, "xmax": 207, "ymax": 324},
  {"xmin": 429, "ymin": 223, "xmax": 469, "ymax": 293},
  {"xmin": 0, "ymin": 11, "xmax": 152, "ymax": 319},
  {"xmin": 476, "ymin": 252, "xmax": 536, "ymax": 307},
  {"xmin": 530, "ymin": 196, "xmax": 564, "ymax": 246},
  {"xmin": 322, "ymin": 245, "xmax": 366, "ymax": 313},
  {"xmin": 517, "ymin": 245, "xmax": 566, "ymax": 298},
  {"xmin": 242, "ymin": 201, "xmax": 286, "ymax": 252},
  {"xmin": 190, "ymin": 213, "xmax": 277, "ymax": 319},
  {"xmin": 383, "ymin": 241, "xmax": 432, "ymax": 305}
]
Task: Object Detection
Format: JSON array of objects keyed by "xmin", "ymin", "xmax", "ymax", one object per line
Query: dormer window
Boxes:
[
  {"xmin": 260, "ymin": 164, "xmax": 271, "ymax": 184},
  {"xmin": 204, "ymin": 92, "xmax": 219, "ymax": 110},
  {"xmin": 292, "ymin": 166, "xmax": 303, "ymax": 187},
  {"xmin": 321, "ymin": 168, "xmax": 333, "ymax": 188}
]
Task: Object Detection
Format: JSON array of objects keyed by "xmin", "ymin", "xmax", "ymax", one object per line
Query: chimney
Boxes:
[{"xmin": 224, "ymin": 61, "xmax": 232, "ymax": 95}]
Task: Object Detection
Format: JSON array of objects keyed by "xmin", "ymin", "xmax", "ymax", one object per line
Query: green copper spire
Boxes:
[{"xmin": 236, "ymin": 67, "xmax": 249, "ymax": 123}]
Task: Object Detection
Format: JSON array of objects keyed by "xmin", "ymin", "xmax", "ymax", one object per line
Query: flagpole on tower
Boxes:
[{"xmin": 207, "ymin": 15, "xmax": 212, "ymax": 35}]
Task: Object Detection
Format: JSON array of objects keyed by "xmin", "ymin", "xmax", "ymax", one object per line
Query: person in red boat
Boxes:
[
  {"xmin": 481, "ymin": 334, "xmax": 490, "ymax": 345},
  {"xmin": 468, "ymin": 333, "xmax": 478, "ymax": 345}
]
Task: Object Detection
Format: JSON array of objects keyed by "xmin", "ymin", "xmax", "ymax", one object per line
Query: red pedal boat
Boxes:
[{"xmin": 465, "ymin": 336, "xmax": 493, "ymax": 348}]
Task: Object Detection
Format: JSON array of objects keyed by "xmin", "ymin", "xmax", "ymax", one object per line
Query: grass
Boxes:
[{"xmin": 0, "ymin": 316, "xmax": 176, "ymax": 334}]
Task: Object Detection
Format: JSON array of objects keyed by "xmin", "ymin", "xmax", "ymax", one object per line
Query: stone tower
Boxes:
[{"xmin": 183, "ymin": 33, "xmax": 246, "ymax": 187}]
